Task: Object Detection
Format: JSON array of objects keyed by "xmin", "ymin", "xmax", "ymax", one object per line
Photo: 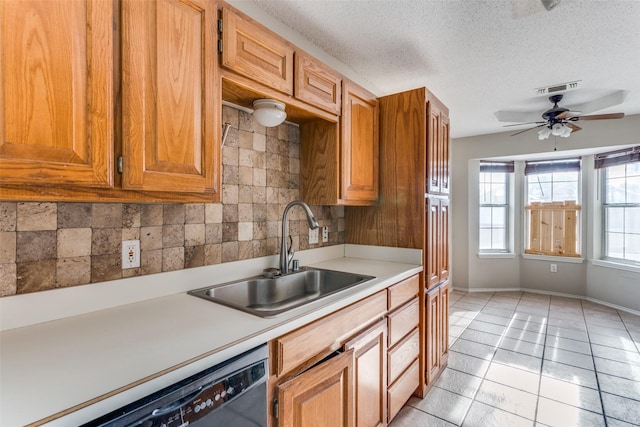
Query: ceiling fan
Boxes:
[{"xmin": 504, "ymin": 94, "xmax": 625, "ymax": 139}]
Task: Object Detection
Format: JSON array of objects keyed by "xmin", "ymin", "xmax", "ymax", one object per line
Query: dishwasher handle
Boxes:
[{"xmin": 150, "ymin": 386, "xmax": 206, "ymax": 417}]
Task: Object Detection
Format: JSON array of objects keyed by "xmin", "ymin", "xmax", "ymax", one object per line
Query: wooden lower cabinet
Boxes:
[
  {"xmin": 277, "ymin": 350, "xmax": 354, "ymax": 427},
  {"xmin": 271, "ymin": 275, "xmax": 422, "ymax": 427},
  {"xmin": 425, "ymin": 281, "xmax": 449, "ymax": 386},
  {"xmin": 345, "ymin": 320, "xmax": 387, "ymax": 427}
]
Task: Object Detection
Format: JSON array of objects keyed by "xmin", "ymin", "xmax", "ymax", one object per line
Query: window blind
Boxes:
[
  {"xmin": 594, "ymin": 146, "xmax": 640, "ymax": 169},
  {"xmin": 480, "ymin": 161, "xmax": 515, "ymax": 173},
  {"xmin": 524, "ymin": 158, "xmax": 581, "ymax": 175}
]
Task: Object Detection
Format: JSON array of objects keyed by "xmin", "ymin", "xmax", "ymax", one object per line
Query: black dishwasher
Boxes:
[{"xmin": 83, "ymin": 344, "xmax": 268, "ymax": 427}]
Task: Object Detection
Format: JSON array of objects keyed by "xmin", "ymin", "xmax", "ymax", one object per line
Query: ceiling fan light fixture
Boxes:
[
  {"xmin": 538, "ymin": 127, "xmax": 552, "ymax": 140},
  {"xmin": 252, "ymin": 99, "xmax": 287, "ymax": 127},
  {"xmin": 551, "ymin": 123, "xmax": 565, "ymax": 136},
  {"xmin": 562, "ymin": 125, "xmax": 573, "ymax": 137},
  {"xmin": 541, "ymin": 0, "xmax": 560, "ymax": 11}
]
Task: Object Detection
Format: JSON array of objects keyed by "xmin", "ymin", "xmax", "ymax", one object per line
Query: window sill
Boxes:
[
  {"xmin": 591, "ymin": 259, "xmax": 640, "ymax": 274},
  {"xmin": 522, "ymin": 254, "xmax": 584, "ymax": 264},
  {"xmin": 478, "ymin": 253, "xmax": 517, "ymax": 259}
]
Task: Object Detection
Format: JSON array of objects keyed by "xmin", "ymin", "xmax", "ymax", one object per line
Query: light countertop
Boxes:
[{"xmin": 0, "ymin": 245, "xmax": 422, "ymax": 426}]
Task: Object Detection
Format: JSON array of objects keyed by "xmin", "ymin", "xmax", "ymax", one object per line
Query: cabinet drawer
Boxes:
[
  {"xmin": 274, "ymin": 290, "xmax": 386, "ymax": 376},
  {"xmin": 387, "ymin": 358, "xmax": 419, "ymax": 422},
  {"xmin": 387, "ymin": 298, "xmax": 419, "ymax": 347},
  {"xmin": 295, "ymin": 51, "xmax": 341, "ymax": 115},
  {"xmin": 388, "ymin": 328, "xmax": 419, "ymax": 385},
  {"xmin": 387, "ymin": 275, "xmax": 419, "ymax": 311}
]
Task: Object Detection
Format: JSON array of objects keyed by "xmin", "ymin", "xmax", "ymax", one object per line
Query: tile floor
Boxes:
[{"xmin": 390, "ymin": 290, "xmax": 640, "ymax": 427}]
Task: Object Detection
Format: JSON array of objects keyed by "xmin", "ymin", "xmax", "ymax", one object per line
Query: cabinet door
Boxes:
[
  {"xmin": 345, "ymin": 320, "xmax": 387, "ymax": 427},
  {"xmin": 425, "ymin": 198, "xmax": 440, "ymax": 289},
  {"xmin": 438, "ymin": 198, "xmax": 450, "ymax": 283},
  {"xmin": 439, "ymin": 282, "xmax": 450, "ymax": 368},
  {"xmin": 277, "ymin": 350, "xmax": 354, "ymax": 427},
  {"xmin": 0, "ymin": 0, "xmax": 113, "ymax": 188},
  {"xmin": 221, "ymin": 7, "xmax": 294, "ymax": 95},
  {"xmin": 341, "ymin": 81, "xmax": 379, "ymax": 204},
  {"xmin": 425, "ymin": 285, "xmax": 441, "ymax": 385},
  {"xmin": 295, "ymin": 51, "xmax": 341, "ymax": 115},
  {"xmin": 426, "ymin": 95, "xmax": 450, "ymax": 196},
  {"xmin": 439, "ymin": 113, "xmax": 450, "ymax": 195},
  {"xmin": 121, "ymin": 0, "xmax": 219, "ymax": 195}
]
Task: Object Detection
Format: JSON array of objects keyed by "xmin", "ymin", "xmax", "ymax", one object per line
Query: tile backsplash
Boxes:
[{"xmin": 0, "ymin": 106, "xmax": 345, "ymax": 297}]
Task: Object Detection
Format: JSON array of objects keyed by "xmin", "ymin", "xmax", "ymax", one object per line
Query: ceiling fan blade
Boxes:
[
  {"xmin": 566, "ymin": 123, "xmax": 582, "ymax": 132},
  {"xmin": 574, "ymin": 113, "xmax": 625, "ymax": 121},
  {"xmin": 503, "ymin": 121, "xmax": 545, "ymax": 128},
  {"xmin": 511, "ymin": 124, "xmax": 546, "ymax": 136},
  {"xmin": 556, "ymin": 111, "xmax": 581, "ymax": 120}
]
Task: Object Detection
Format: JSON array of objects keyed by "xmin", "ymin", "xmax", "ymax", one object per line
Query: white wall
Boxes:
[{"xmin": 451, "ymin": 114, "xmax": 640, "ymax": 312}]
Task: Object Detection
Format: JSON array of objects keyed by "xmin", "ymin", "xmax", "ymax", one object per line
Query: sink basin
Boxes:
[{"xmin": 188, "ymin": 268, "xmax": 375, "ymax": 318}]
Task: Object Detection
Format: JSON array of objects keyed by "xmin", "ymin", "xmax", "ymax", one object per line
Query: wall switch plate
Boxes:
[
  {"xmin": 322, "ymin": 226, "xmax": 329, "ymax": 243},
  {"xmin": 550, "ymin": 263, "xmax": 558, "ymax": 273},
  {"xmin": 309, "ymin": 228, "xmax": 319, "ymax": 244},
  {"xmin": 122, "ymin": 240, "xmax": 140, "ymax": 269}
]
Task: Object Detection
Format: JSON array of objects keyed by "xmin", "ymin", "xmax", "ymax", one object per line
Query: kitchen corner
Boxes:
[{"xmin": 0, "ymin": 244, "xmax": 422, "ymax": 426}]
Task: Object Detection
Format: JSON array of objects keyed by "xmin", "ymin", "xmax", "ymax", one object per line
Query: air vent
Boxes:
[{"xmin": 534, "ymin": 80, "xmax": 581, "ymax": 96}]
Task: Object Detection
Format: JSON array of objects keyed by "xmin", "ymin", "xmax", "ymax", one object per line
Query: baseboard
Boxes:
[{"xmin": 451, "ymin": 286, "xmax": 640, "ymax": 316}]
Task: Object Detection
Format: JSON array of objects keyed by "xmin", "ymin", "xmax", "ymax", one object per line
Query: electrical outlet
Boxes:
[
  {"xmin": 322, "ymin": 226, "xmax": 329, "ymax": 243},
  {"xmin": 309, "ymin": 228, "xmax": 319, "ymax": 244},
  {"xmin": 550, "ymin": 263, "xmax": 558, "ymax": 273},
  {"xmin": 122, "ymin": 240, "xmax": 140, "ymax": 269}
]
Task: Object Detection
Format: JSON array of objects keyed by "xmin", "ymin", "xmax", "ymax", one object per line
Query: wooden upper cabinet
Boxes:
[
  {"xmin": 341, "ymin": 80, "xmax": 379, "ymax": 204},
  {"xmin": 0, "ymin": 0, "xmax": 114, "ymax": 188},
  {"xmin": 295, "ymin": 50, "xmax": 342, "ymax": 115},
  {"xmin": 121, "ymin": 0, "xmax": 220, "ymax": 195},
  {"xmin": 426, "ymin": 92, "xmax": 450, "ymax": 195},
  {"xmin": 221, "ymin": 7, "xmax": 294, "ymax": 95},
  {"xmin": 426, "ymin": 197, "xmax": 449, "ymax": 289},
  {"xmin": 277, "ymin": 349, "xmax": 354, "ymax": 427}
]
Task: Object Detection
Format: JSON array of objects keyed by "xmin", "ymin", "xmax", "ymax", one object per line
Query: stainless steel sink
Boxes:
[{"xmin": 188, "ymin": 268, "xmax": 375, "ymax": 318}]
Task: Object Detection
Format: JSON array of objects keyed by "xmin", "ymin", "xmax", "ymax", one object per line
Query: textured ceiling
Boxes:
[{"xmin": 231, "ymin": 0, "xmax": 640, "ymax": 138}]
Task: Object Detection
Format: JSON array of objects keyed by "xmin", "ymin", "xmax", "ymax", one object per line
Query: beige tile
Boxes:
[
  {"xmin": 222, "ymin": 145, "xmax": 239, "ymax": 166},
  {"xmin": 122, "ymin": 204, "xmax": 141, "ymax": 228},
  {"xmin": 57, "ymin": 228, "xmax": 91, "ymax": 258},
  {"xmin": 205, "ymin": 223, "xmax": 222, "ymax": 244},
  {"xmin": 238, "ymin": 185, "xmax": 253, "ymax": 204},
  {"xmin": 536, "ymin": 397, "xmax": 605, "ymax": 427},
  {"xmin": 222, "ymin": 184, "xmax": 239, "ymax": 205},
  {"xmin": 409, "ymin": 387, "xmax": 472, "ymax": 425},
  {"xmin": 204, "ymin": 244, "xmax": 222, "ymax": 265},
  {"xmin": 485, "ymin": 362, "xmax": 540, "ymax": 394},
  {"xmin": 92, "ymin": 228, "xmax": 121, "ymax": 256},
  {"xmin": 0, "ymin": 231, "xmax": 16, "ymax": 263},
  {"xmin": 17, "ymin": 202, "xmax": 57, "ymax": 231},
  {"xmin": 91, "ymin": 254, "xmax": 121, "ymax": 282},
  {"xmin": 434, "ymin": 368, "xmax": 482, "ymax": 398},
  {"xmin": 141, "ymin": 204, "xmax": 163, "ymax": 226},
  {"xmin": 92, "ymin": 204, "xmax": 122, "ymax": 228},
  {"xmin": 542, "ymin": 360, "xmax": 598, "ymax": 389},
  {"xmin": 16, "ymin": 231, "xmax": 56, "ymax": 262},
  {"xmin": 185, "ymin": 245, "xmax": 204, "ymax": 268},
  {"xmin": 162, "ymin": 247, "xmax": 184, "ymax": 272},
  {"xmin": 17, "ymin": 259, "xmax": 56, "ymax": 293},
  {"xmin": 539, "ymin": 376, "xmax": 602, "ymax": 413},
  {"xmin": 239, "ymin": 148, "xmax": 253, "ymax": 167},
  {"xmin": 239, "ymin": 166, "xmax": 253, "ymax": 185},
  {"xmin": 122, "ymin": 228, "xmax": 140, "ymax": 241},
  {"xmin": 463, "ymin": 401, "xmax": 534, "ymax": 427},
  {"xmin": 238, "ymin": 222, "xmax": 253, "ymax": 241},
  {"xmin": 185, "ymin": 224, "xmax": 205, "ymax": 246},
  {"xmin": 253, "ymin": 187, "xmax": 267, "ymax": 204},
  {"xmin": 222, "ymin": 223, "xmax": 238, "ymax": 242},
  {"xmin": 221, "ymin": 241, "xmax": 238, "ymax": 263},
  {"xmin": 223, "ymin": 205, "xmax": 238, "ymax": 223},
  {"xmin": 238, "ymin": 241, "xmax": 253, "ymax": 260},
  {"xmin": 238, "ymin": 129, "xmax": 253, "ymax": 149},
  {"xmin": 57, "ymin": 256, "xmax": 91, "ymax": 287},
  {"xmin": 0, "ymin": 202, "xmax": 17, "ymax": 231},
  {"xmin": 204, "ymin": 203, "xmax": 222, "ymax": 224},
  {"xmin": 141, "ymin": 249, "xmax": 162, "ymax": 274},
  {"xmin": 238, "ymin": 204, "xmax": 253, "ymax": 222},
  {"xmin": 475, "ymin": 380, "xmax": 537, "ymax": 420},
  {"xmin": 185, "ymin": 204, "xmax": 205, "ymax": 224},
  {"xmin": 162, "ymin": 225, "xmax": 184, "ymax": 248},
  {"xmin": 223, "ymin": 165, "xmax": 239, "ymax": 184},
  {"xmin": 163, "ymin": 205, "xmax": 185, "ymax": 225},
  {"xmin": 253, "ymin": 132, "xmax": 266, "ymax": 152},
  {"xmin": 222, "ymin": 105, "xmax": 239, "ymax": 129},
  {"xmin": 0, "ymin": 263, "xmax": 17, "ymax": 296},
  {"xmin": 58, "ymin": 203, "xmax": 91, "ymax": 228},
  {"xmin": 141, "ymin": 226, "xmax": 163, "ymax": 251},
  {"xmin": 253, "ymin": 168, "xmax": 267, "ymax": 186}
]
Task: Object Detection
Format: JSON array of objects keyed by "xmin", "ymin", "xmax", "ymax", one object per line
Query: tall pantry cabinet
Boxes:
[{"xmin": 346, "ymin": 87, "xmax": 451, "ymax": 398}]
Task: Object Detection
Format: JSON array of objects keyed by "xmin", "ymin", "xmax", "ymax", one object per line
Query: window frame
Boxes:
[{"xmin": 478, "ymin": 161, "xmax": 513, "ymax": 254}]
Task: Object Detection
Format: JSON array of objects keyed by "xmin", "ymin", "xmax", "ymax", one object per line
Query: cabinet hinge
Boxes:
[
  {"xmin": 272, "ymin": 399, "xmax": 279, "ymax": 419},
  {"xmin": 218, "ymin": 39, "xmax": 223, "ymax": 54},
  {"xmin": 217, "ymin": 18, "xmax": 223, "ymax": 33},
  {"xmin": 117, "ymin": 156, "xmax": 123, "ymax": 174}
]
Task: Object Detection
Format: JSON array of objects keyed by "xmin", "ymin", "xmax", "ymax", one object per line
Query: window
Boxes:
[
  {"xmin": 479, "ymin": 161, "xmax": 513, "ymax": 252},
  {"xmin": 524, "ymin": 158, "xmax": 581, "ymax": 257},
  {"xmin": 597, "ymin": 147, "xmax": 640, "ymax": 264}
]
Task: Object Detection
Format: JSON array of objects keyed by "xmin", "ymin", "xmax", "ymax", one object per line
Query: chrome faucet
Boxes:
[{"xmin": 280, "ymin": 200, "xmax": 319, "ymax": 274}]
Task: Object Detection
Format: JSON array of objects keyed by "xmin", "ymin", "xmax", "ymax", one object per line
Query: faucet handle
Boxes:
[{"xmin": 263, "ymin": 268, "xmax": 280, "ymax": 278}]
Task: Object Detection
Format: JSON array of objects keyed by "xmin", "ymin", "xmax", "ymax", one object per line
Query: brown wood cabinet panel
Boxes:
[
  {"xmin": 387, "ymin": 359, "xmax": 419, "ymax": 422},
  {"xmin": 121, "ymin": 0, "xmax": 219, "ymax": 195},
  {"xmin": 388, "ymin": 328, "xmax": 419, "ymax": 386},
  {"xmin": 387, "ymin": 298, "xmax": 419, "ymax": 348},
  {"xmin": 341, "ymin": 80, "xmax": 379, "ymax": 204},
  {"xmin": 425, "ymin": 285, "xmax": 441, "ymax": 385},
  {"xmin": 345, "ymin": 320, "xmax": 387, "ymax": 427},
  {"xmin": 387, "ymin": 275, "xmax": 419, "ymax": 312},
  {"xmin": 0, "ymin": 0, "xmax": 114, "ymax": 188},
  {"xmin": 295, "ymin": 51, "xmax": 341, "ymax": 115},
  {"xmin": 277, "ymin": 349, "xmax": 354, "ymax": 427},
  {"xmin": 426, "ymin": 92, "xmax": 450, "ymax": 196},
  {"xmin": 439, "ymin": 198, "xmax": 450, "ymax": 283},
  {"xmin": 439, "ymin": 281, "xmax": 450, "ymax": 368},
  {"xmin": 345, "ymin": 88, "xmax": 425, "ymax": 248},
  {"xmin": 274, "ymin": 291, "xmax": 386, "ymax": 377},
  {"xmin": 221, "ymin": 7, "xmax": 294, "ymax": 95},
  {"xmin": 300, "ymin": 120, "xmax": 340, "ymax": 205},
  {"xmin": 426, "ymin": 197, "xmax": 449, "ymax": 289}
]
